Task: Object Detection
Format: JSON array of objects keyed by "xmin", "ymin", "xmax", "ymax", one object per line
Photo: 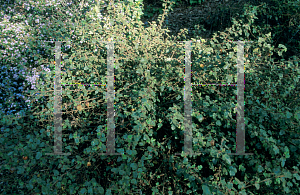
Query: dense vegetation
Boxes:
[{"xmin": 0, "ymin": 0, "xmax": 299, "ymax": 194}]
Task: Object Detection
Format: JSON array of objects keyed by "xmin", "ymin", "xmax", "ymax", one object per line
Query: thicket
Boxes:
[
  {"xmin": 0, "ymin": 0, "xmax": 299, "ymax": 194},
  {"xmin": 141, "ymin": 0, "xmax": 300, "ymax": 62}
]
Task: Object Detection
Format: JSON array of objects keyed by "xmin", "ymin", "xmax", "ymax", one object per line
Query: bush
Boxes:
[
  {"xmin": 1, "ymin": 0, "xmax": 299, "ymax": 194},
  {"xmin": 241, "ymin": 0, "xmax": 300, "ymax": 61}
]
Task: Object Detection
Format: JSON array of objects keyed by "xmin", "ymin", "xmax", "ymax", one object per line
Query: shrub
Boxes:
[
  {"xmin": 1, "ymin": 0, "xmax": 299, "ymax": 194},
  {"xmin": 242, "ymin": 0, "xmax": 300, "ymax": 61}
]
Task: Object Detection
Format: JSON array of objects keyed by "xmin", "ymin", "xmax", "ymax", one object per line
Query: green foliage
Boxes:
[
  {"xmin": 189, "ymin": 0, "xmax": 205, "ymax": 5},
  {"xmin": 1, "ymin": 0, "xmax": 300, "ymax": 194},
  {"xmin": 142, "ymin": 4, "xmax": 163, "ymax": 20},
  {"xmin": 244, "ymin": 0, "xmax": 300, "ymax": 61},
  {"xmin": 141, "ymin": 0, "xmax": 205, "ymax": 22}
]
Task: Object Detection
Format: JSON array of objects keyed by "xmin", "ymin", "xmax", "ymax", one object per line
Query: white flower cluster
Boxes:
[
  {"xmin": 0, "ymin": 0, "xmax": 129, "ymax": 120},
  {"xmin": 0, "ymin": 3, "xmax": 52, "ymax": 118}
]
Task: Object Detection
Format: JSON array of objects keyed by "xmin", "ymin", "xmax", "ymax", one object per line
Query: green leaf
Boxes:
[
  {"xmin": 130, "ymin": 163, "xmax": 138, "ymax": 170},
  {"xmin": 91, "ymin": 139, "xmax": 99, "ymax": 146},
  {"xmin": 79, "ymin": 188, "xmax": 87, "ymax": 194},
  {"xmin": 265, "ymin": 179, "xmax": 272, "ymax": 186},
  {"xmin": 183, "ymin": 157, "xmax": 188, "ymax": 164},
  {"xmin": 229, "ymin": 166, "xmax": 237, "ymax": 176},
  {"xmin": 258, "ymin": 37, "xmax": 264, "ymax": 44},
  {"xmin": 216, "ymin": 120, "xmax": 221, "ymax": 126},
  {"xmin": 226, "ymin": 74, "xmax": 233, "ymax": 83},
  {"xmin": 254, "ymin": 182, "xmax": 260, "ymax": 189},
  {"xmin": 278, "ymin": 44, "xmax": 287, "ymax": 52},
  {"xmin": 281, "ymin": 157, "xmax": 286, "ymax": 167},
  {"xmin": 197, "ymin": 114, "xmax": 204, "ymax": 122},
  {"xmin": 88, "ymin": 186, "xmax": 93, "ymax": 193},
  {"xmin": 202, "ymin": 185, "xmax": 212, "ymax": 195},
  {"xmin": 273, "ymin": 145, "xmax": 279, "ymax": 155},
  {"xmin": 222, "ymin": 154, "xmax": 231, "ymax": 165},
  {"xmin": 36, "ymin": 152, "xmax": 42, "ymax": 159},
  {"xmin": 131, "ymin": 179, "xmax": 137, "ymax": 184},
  {"xmin": 253, "ymin": 48, "xmax": 259, "ymax": 53},
  {"xmin": 257, "ymin": 165, "xmax": 263, "ymax": 173},
  {"xmin": 17, "ymin": 166, "xmax": 25, "ymax": 174},
  {"xmin": 53, "ymin": 169, "xmax": 59, "ymax": 176},
  {"xmin": 294, "ymin": 111, "xmax": 300, "ymax": 121},
  {"xmin": 294, "ymin": 173, "xmax": 300, "ymax": 180},
  {"xmin": 286, "ymin": 111, "xmax": 293, "ymax": 119},
  {"xmin": 239, "ymin": 164, "xmax": 245, "ymax": 172},
  {"xmin": 284, "ymin": 171, "xmax": 292, "ymax": 179},
  {"xmin": 284, "ymin": 186, "xmax": 290, "ymax": 193},
  {"xmin": 56, "ymin": 182, "xmax": 61, "ymax": 188},
  {"xmin": 171, "ymin": 124, "xmax": 175, "ymax": 130}
]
